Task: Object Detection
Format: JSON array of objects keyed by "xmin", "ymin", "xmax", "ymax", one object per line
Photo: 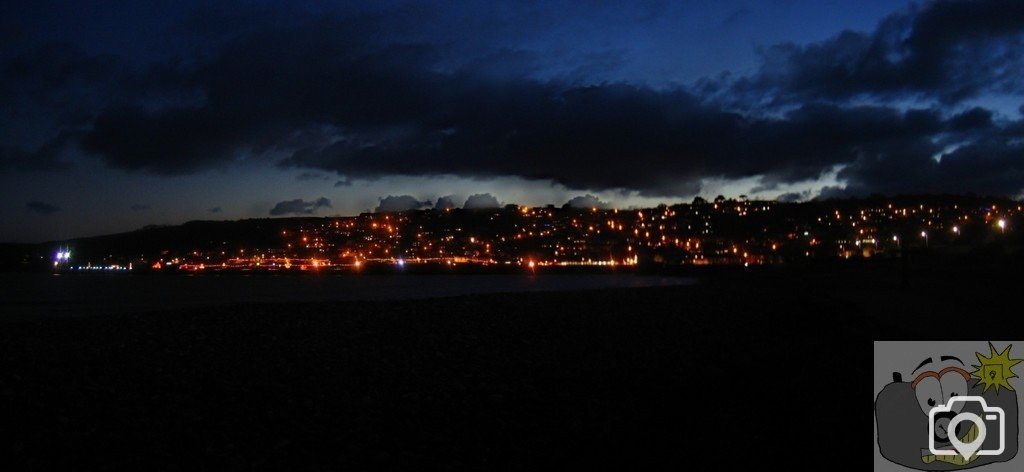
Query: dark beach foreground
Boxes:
[{"xmin": 2, "ymin": 261, "xmax": 1018, "ymax": 469}]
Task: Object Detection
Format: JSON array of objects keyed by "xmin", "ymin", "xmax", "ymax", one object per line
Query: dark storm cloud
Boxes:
[
  {"xmin": 5, "ymin": 0, "xmax": 1024, "ymax": 199},
  {"xmin": 827, "ymin": 129, "xmax": 1024, "ymax": 198},
  {"xmin": 269, "ymin": 197, "xmax": 331, "ymax": 216},
  {"xmin": 375, "ymin": 195, "xmax": 428, "ymax": 212},
  {"xmin": 463, "ymin": 193, "xmax": 500, "ymax": 209},
  {"xmin": 81, "ymin": 105, "xmax": 247, "ymax": 175},
  {"xmin": 1, "ymin": 41, "xmax": 187, "ymax": 174},
  {"xmin": 0, "ymin": 144, "xmax": 67, "ymax": 172},
  {"xmin": 333, "ymin": 177, "xmax": 352, "ymax": 187},
  {"xmin": 563, "ymin": 194, "xmax": 610, "ymax": 209},
  {"xmin": 130, "ymin": 204, "xmax": 151, "ymax": 211},
  {"xmin": 434, "ymin": 195, "xmax": 457, "ymax": 210},
  {"xmin": 207, "ymin": 206, "xmax": 222, "ymax": 213},
  {"xmin": 1, "ymin": 42, "xmax": 122, "ymax": 114},
  {"xmin": 26, "ymin": 201, "xmax": 60, "ymax": 215},
  {"xmin": 776, "ymin": 191, "xmax": 809, "ymax": 203},
  {"xmin": 296, "ymin": 171, "xmax": 329, "ymax": 182},
  {"xmin": 0, "ymin": 131, "xmax": 75, "ymax": 173},
  {"xmin": 281, "ymin": 87, "xmax": 962, "ymax": 197},
  {"xmin": 948, "ymin": 107, "xmax": 994, "ymax": 132},
  {"xmin": 731, "ymin": 0, "xmax": 1024, "ymax": 104}
]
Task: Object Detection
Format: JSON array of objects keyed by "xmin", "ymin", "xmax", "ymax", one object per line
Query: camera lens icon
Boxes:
[{"xmin": 929, "ymin": 396, "xmax": 1006, "ymax": 461}]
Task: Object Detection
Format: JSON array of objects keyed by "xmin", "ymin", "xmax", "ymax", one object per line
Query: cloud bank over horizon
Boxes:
[{"xmin": 3, "ymin": 0, "xmax": 1024, "ymax": 240}]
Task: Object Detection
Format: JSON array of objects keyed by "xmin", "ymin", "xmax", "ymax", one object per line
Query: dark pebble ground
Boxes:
[{"xmin": 2, "ymin": 263, "xmax": 1016, "ymax": 470}]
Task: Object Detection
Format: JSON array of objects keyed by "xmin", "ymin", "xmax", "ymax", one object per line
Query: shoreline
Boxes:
[{"xmin": 1, "ymin": 272, "xmax": 695, "ymax": 319}]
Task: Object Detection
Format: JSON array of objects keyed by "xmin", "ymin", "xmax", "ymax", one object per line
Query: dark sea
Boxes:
[{"xmin": 1, "ymin": 273, "xmax": 694, "ymax": 318}]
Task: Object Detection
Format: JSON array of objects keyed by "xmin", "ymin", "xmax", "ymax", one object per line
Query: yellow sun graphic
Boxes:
[{"xmin": 971, "ymin": 342, "xmax": 1022, "ymax": 394}]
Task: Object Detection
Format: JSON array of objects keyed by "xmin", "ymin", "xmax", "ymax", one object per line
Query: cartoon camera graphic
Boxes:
[
  {"xmin": 875, "ymin": 342, "xmax": 1020, "ymax": 470},
  {"xmin": 928, "ymin": 396, "xmax": 1005, "ymax": 461}
]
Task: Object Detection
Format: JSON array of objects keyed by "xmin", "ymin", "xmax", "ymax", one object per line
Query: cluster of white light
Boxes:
[
  {"xmin": 72, "ymin": 265, "xmax": 130, "ymax": 271},
  {"xmin": 54, "ymin": 250, "xmax": 70, "ymax": 261}
]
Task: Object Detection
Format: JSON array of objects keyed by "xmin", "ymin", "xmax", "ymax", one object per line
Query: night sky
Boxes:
[{"xmin": 2, "ymin": 0, "xmax": 1023, "ymax": 242}]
